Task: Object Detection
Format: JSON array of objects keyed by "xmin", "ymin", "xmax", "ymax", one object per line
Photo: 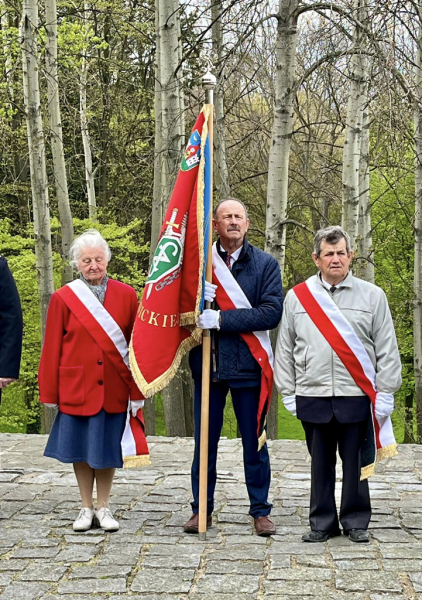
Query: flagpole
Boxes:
[{"xmin": 198, "ymin": 70, "xmax": 216, "ymax": 541}]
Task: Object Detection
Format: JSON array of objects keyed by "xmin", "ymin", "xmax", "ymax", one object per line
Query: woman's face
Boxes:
[{"xmin": 77, "ymin": 247, "xmax": 108, "ymax": 285}]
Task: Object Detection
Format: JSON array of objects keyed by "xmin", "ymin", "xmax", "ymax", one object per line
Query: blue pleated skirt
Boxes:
[{"xmin": 44, "ymin": 409, "xmax": 127, "ymax": 469}]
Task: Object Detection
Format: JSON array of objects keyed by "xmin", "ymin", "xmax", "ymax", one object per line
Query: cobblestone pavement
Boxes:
[{"xmin": 0, "ymin": 435, "xmax": 421, "ymax": 599}]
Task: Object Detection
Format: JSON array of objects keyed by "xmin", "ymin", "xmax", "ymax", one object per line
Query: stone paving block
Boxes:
[
  {"xmin": 0, "ymin": 560, "xmax": 29, "ymax": 571},
  {"xmin": 335, "ymin": 572, "xmax": 402, "ymax": 593},
  {"xmin": 142, "ymin": 553, "xmax": 201, "ymax": 569},
  {"xmin": 264, "ymin": 580, "xmax": 331, "ymax": 595},
  {"xmin": 379, "ymin": 543, "xmax": 422, "ymax": 559},
  {"xmin": 295, "ymin": 554, "xmax": 327, "ymax": 568},
  {"xmin": 18, "ymin": 563, "xmax": 67, "ymax": 581},
  {"xmin": 365, "ymin": 528, "xmax": 415, "ymax": 543},
  {"xmin": 207, "ymin": 548, "xmax": 266, "ymax": 561},
  {"xmin": 334, "ymin": 559, "xmax": 379, "ymax": 570},
  {"xmin": 382, "ymin": 559, "xmax": 422, "ymax": 571},
  {"xmin": 370, "ymin": 596, "xmax": 407, "ymax": 600},
  {"xmin": 224, "ymin": 534, "xmax": 267, "ymax": 545},
  {"xmin": 0, "ymin": 573, "xmax": 13, "ymax": 586},
  {"xmin": 13, "ymin": 546, "xmax": 60, "ymax": 560},
  {"xmin": 69, "ymin": 565, "xmax": 132, "ymax": 578},
  {"xmin": 0, "ymin": 582, "xmax": 49, "ymax": 599},
  {"xmin": 194, "ymin": 574, "xmax": 260, "ymax": 594},
  {"xmin": 54, "ymin": 545, "xmax": 100, "ymax": 563},
  {"xmin": 64, "ymin": 535, "xmax": 105, "ymax": 544},
  {"xmin": 205, "ymin": 559, "xmax": 264, "ymax": 575},
  {"xmin": 58, "ymin": 578, "xmax": 126, "ymax": 594},
  {"xmin": 131, "ymin": 568, "xmax": 195, "ymax": 593},
  {"xmin": 410, "ymin": 573, "xmax": 422, "ymax": 593},
  {"xmin": 268, "ymin": 542, "xmax": 325, "ymax": 555},
  {"xmin": 267, "ymin": 567, "xmax": 333, "ymax": 581}
]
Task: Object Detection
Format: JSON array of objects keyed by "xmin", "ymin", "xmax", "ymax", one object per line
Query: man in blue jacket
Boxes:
[
  {"xmin": 185, "ymin": 198, "xmax": 283, "ymax": 536},
  {"xmin": 0, "ymin": 257, "xmax": 23, "ymax": 401}
]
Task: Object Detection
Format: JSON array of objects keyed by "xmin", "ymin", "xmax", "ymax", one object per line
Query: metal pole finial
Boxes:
[{"xmin": 202, "ymin": 70, "xmax": 216, "ymax": 104}]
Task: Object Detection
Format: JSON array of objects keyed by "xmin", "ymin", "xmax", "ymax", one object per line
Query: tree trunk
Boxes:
[
  {"xmin": 45, "ymin": 0, "xmax": 74, "ymax": 284},
  {"xmin": 158, "ymin": 0, "xmax": 186, "ymax": 436},
  {"xmin": 414, "ymin": 3, "xmax": 422, "ymax": 442},
  {"xmin": 212, "ymin": 0, "xmax": 230, "ymax": 200},
  {"xmin": 265, "ymin": 0, "xmax": 298, "ymax": 276},
  {"xmin": 80, "ymin": 1, "xmax": 97, "ymax": 220},
  {"xmin": 356, "ymin": 101, "xmax": 375, "ymax": 283},
  {"xmin": 20, "ymin": 0, "xmax": 55, "ymax": 433},
  {"xmin": 151, "ymin": 0, "xmax": 163, "ymax": 261},
  {"xmin": 341, "ymin": 0, "xmax": 367, "ymax": 247},
  {"xmin": 264, "ymin": 0, "xmax": 298, "ymax": 438}
]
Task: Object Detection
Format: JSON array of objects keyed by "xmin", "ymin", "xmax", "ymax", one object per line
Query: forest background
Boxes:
[{"xmin": 1, "ymin": 0, "xmax": 422, "ymax": 443}]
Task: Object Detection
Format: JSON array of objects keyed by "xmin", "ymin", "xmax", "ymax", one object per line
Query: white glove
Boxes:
[
  {"xmin": 375, "ymin": 392, "xmax": 394, "ymax": 420},
  {"xmin": 44, "ymin": 403, "xmax": 58, "ymax": 409},
  {"xmin": 197, "ymin": 309, "xmax": 220, "ymax": 330},
  {"xmin": 130, "ymin": 400, "xmax": 145, "ymax": 417},
  {"xmin": 204, "ymin": 281, "xmax": 217, "ymax": 302},
  {"xmin": 282, "ymin": 394, "xmax": 297, "ymax": 416}
]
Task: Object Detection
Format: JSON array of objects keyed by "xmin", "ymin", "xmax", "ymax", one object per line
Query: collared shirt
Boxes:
[
  {"xmin": 225, "ymin": 246, "xmax": 243, "ymax": 269},
  {"xmin": 319, "ymin": 271, "xmax": 349, "ymax": 291}
]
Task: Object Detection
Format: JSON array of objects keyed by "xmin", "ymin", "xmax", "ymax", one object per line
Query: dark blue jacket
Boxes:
[
  {"xmin": 0, "ymin": 257, "xmax": 23, "ymax": 380},
  {"xmin": 189, "ymin": 238, "xmax": 283, "ymax": 382}
]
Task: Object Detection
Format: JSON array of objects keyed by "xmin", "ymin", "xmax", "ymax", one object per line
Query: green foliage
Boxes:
[{"xmin": 0, "ymin": 217, "xmax": 148, "ymax": 433}]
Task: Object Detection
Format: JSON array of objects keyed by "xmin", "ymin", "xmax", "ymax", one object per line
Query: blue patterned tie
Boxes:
[{"xmin": 225, "ymin": 255, "xmax": 232, "ymax": 270}]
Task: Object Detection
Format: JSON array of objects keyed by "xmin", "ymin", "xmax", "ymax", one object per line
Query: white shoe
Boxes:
[
  {"xmin": 73, "ymin": 507, "xmax": 95, "ymax": 531},
  {"xmin": 95, "ymin": 507, "xmax": 119, "ymax": 531}
]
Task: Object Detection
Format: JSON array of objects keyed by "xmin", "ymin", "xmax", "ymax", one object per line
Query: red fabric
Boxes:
[
  {"xmin": 130, "ymin": 111, "xmax": 206, "ymax": 394},
  {"xmin": 293, "ymin": 281, "xmax": 381, "ymax": 448},
  {"xmin": 38, "ymin": 279, "xmax": 142, "ymax": 416},
  {"xmin": 212, "ymin": 270, "xmax": 274, "ymax": 439}
]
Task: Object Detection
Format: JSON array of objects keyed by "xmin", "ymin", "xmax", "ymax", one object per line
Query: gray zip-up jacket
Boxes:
[{"xmin": 274, "ymin": 272, "xmax": 402, "ymax": 398}]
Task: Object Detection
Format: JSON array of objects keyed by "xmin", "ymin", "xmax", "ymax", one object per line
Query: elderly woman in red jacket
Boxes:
[{"xmin": 39, "ymin": 229, "xmax": 143, "ymax": 532}]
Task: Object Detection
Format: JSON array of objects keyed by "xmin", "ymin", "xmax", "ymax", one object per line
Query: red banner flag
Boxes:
[{"xmin": 129, "ymin": 107, "xmax": 211, "ymax": 396}]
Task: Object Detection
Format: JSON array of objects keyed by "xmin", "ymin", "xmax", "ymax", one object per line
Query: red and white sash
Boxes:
[
  {"xmin": 57, "ymin": 280, "xmax": 131, "ymax": 387},
  {"xmin": 293, "ymin": 276, "xmax": 397, "ymax": 477},
  {"xmin": 212, "ymin": 243, "xmax": 274, "ymax": 449},
  {"xmin": 56, "ymin": 280, "xmax": 149, "ymax": 468}
]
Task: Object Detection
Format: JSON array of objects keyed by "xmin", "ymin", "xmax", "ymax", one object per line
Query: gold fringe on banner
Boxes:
[
  {"xmin": 360, "ymin": 443, "xmax": 398, "ymax": 480},
  {"xmin": 123, "ymin": 455, "xmax": 151, "ymax": 469}
]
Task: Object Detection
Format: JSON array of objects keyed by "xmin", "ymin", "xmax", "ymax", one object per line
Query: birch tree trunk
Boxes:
[
  {"xmin": 45, "ymin": 0, "xmax": 74, "ymax": 284},
  {"xmin": 414, "ymin": 3, "xmax": 422, "ymax": 442},
  {"xmin": 265, "ymin": 0, "xmax": 299, "ymax": 438},
  {"xmin": 341, "ymin": 0, "xmax": 367, "ymax": 247},
  {"xmin": 80, "ymin": 1, "xmax": 97, "ymax": 220},
  {"xmin": 158, "ymin": 0, "xmax": 186, "ymax": 437},
  {"xmin": 265, "ymin": 0, "xmax": 298, "ymax": 275},
  {"xmin": 356, "ymin": 101, "xmax": 375, "ymax": 283},
  {"xmin": 21, "ymin": 0, "xmax": 55, "ymax": 433},
  {"xmin": 212, "ymin": 0, "xmax": 230, "ymax": 200}
]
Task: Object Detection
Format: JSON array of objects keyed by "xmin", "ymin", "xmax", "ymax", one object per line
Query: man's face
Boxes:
[
  {"xmin": 312, "ymin": 238, "xmax": 353, "ymax": 285},
  {"xmin": 212, "ymin": 200, "xmax": 249, "ymax": 249}
]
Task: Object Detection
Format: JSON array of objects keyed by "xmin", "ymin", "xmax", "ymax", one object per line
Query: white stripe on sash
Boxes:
[
  {"xmin": 212, "ymin": 243, "xmax": 274, "ymax": 368},
  {"xmin": 306, "ymin": 276, "xmax": 376, "ymax": 391},
  {"xmin": 67, "ymin": 280, "xmax": 129, "ymax": 369}
]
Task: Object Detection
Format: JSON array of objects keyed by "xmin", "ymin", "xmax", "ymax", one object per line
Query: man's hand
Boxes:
[
  {"xmin": 197, "ymin": 309, "xmax": 220, "ymax": 330},
  {"xmin": 0, "ymin": 378, "xmax": 15, "ymax": 389},
  {"xmin": 375, "ymin": 392, "xmax": 394, "ymax": 420},
  {"xmin": 130, "ymin": 400, "xmax": 145, "ymax": 417},
  {"xmin": 282, "ymin": 394, "xmax": 297, "ymax": 416},
  {"xmin": 204, "ymin": 281, "xmax": 217, "ymax": 302}
]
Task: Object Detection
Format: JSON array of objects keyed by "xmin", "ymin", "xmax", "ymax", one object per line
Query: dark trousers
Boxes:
[
  {"xmin": 190, "ymin": 380, "xmax": 272, "ymax": 518},
  {"xmin": 302, "ymin": 416, "xmax": 371, "ymax": 532}
]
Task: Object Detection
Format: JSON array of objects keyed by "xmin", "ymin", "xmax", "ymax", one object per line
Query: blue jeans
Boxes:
[{"xmin": 190, "ymin": 380, "xmax": 272, "ymax": 518}]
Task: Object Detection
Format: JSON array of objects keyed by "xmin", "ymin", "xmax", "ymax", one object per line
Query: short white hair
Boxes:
[{"xmin": 69, "ymin": 229, "xmax": 111, "ymax": 270}]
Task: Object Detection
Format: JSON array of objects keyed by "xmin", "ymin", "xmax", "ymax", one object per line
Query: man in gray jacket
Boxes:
[{"xmin": 274, "ymin": 226, "xmax": 401, "ymax": 543}]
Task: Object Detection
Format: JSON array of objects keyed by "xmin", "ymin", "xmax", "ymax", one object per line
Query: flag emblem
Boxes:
[{"xmin": 181, "ymin": 130, "xmax": 201, "ymax": 171}]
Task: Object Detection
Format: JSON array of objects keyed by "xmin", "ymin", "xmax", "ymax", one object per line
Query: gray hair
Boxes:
[
  {"xmin": 69, "ymin": 229, "xmax": 112, "ymax": 270},
  {"xmin": 313, "ymin": 225, "xmax": 351, "ymax": 257},
  {"xmin": 213, "ymin": 198, "xmax": 249, "ymax": 220}
]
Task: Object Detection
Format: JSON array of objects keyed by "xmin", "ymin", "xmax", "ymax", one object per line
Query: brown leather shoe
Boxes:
[
  {"xmin": 254, "ymin": 515, "xmax": 276, "ymax": 537},
  {"xmin": 183, "ymin": 513, "xmax": 212, "ymax": 534}
]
